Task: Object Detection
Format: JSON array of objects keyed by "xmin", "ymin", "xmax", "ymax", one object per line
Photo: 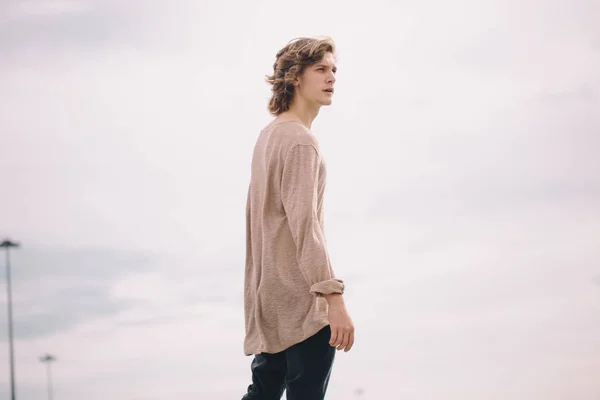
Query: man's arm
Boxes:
[
  {"xmin": 280, "ymin": 144, "xmax": 344, "ymax": 296},
  {"xmin": 281, "ymin": 144, "xmax": 354, "ymax": 352}
]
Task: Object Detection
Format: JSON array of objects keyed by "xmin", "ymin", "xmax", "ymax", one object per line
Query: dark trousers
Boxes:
[{"xmin": 242, "ymin": 325, "xmax": 336, "ymax": 400}]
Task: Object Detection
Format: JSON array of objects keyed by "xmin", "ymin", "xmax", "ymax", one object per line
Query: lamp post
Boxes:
[
  {"xmin": 39, "ymin": 354, "xmax": 56, "ymax": 400},
  {"xmin": 1, "ymin": 238, "xmax": 20, "ymax": 400}
]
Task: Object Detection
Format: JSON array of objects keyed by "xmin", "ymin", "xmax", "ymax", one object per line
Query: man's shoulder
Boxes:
[{"xmin": 267, "ymin": 121, "xmax": 318, "ymax": 149}]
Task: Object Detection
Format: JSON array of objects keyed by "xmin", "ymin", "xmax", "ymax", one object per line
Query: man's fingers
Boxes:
[
  {"xmin": 344, "ymin": 331, "xmax": 354, "ymax": 352},
  {"xmin": 337, "ymin": 332, "xmax": 349, "ymax": 351},
  {"xmin": 330, "ymin": 323, "xmax": 355, "ymax": 350},
  {"xmin": 332, "ymin": 331, "xmax": 343, "ymax": 347},
  {"xmin": 329, "ymin": 327, "xmax": 339, "ymax": 346}
]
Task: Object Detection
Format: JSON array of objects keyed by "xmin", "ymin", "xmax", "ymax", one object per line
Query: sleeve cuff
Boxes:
[{"xmin": 309, "ymin": 278, "xmax": 345, "ymax": 296}]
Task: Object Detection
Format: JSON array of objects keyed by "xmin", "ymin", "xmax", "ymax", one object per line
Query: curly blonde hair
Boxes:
[{"xmin": 266, "ymin": 37, "xmax": 336, "ymax": 116}]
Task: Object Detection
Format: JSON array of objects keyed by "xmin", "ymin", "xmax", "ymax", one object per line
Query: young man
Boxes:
[{"xmin": 242, "ymin": 37, "xmax": 355, "ymax": 400}]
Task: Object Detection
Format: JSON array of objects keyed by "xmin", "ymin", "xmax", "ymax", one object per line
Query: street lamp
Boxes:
[
  {"xmin": 1, "ymin": 238, "xmax": 20, "ymax": 400},
  {"xmin": 39, "ymin": 354, "xmax": 56, "ymax": 400}
]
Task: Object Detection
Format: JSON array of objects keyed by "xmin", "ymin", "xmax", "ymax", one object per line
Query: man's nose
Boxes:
[{"xmin": 327, "ymin": 72, "xmax": 336, "ymax": 84}]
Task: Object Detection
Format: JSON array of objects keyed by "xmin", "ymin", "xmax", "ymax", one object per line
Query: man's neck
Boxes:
[{"xmin": 281, "ymin": 99, "xmax": 320, "ymax": 130}]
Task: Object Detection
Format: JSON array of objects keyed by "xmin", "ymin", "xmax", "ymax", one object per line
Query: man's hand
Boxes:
[{"xmin": 324, "ymin": 294, "xmax": 355, "ymax": 352}]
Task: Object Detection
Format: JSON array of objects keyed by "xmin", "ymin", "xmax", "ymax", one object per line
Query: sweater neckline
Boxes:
[{"xmin": 268, "ymin": 119, "xmax": 312, "ymax": 131}]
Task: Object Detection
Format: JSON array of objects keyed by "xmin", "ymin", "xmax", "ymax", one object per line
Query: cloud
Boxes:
[
  {"xmin": 540, "ymin": 86, "xmax": 597, "ymax": 104},
  {"xmin": 114, "ymin": 314, "xmax": 180, "ymax": 328},
  {"xmin": 0, "ymin": 0, "xmax": 264, "ymax": 66},
  {"xmin": 1, "ymin": 247, "xmax": 162, "ymax": 340},
  {"xmin": 10, "ymin": 0, "xmax": 96, "ymax": 17},
  {"xmin": 0, "ymin": 1, "xmax": 129, "ymax": 58}
]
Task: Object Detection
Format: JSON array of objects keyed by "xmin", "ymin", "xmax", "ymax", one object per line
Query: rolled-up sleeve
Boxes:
[{"xmin": 280, "ymin": 144, "xmax": 345, "ymax": 296}]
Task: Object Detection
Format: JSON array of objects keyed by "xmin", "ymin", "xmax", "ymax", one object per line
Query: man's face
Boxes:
[{"xmin": 296, "ymin": 52, "xmax": 337, "ymax": 107}]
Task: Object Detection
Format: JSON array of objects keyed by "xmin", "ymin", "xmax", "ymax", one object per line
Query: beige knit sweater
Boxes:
[{"xmin": 243, "ymin": 119, "xmax": 345, "ymax": 356}]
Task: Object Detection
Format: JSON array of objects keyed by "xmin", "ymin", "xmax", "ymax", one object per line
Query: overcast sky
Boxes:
[{"xmin": 0, "ymin": 0, "xmax": 599, "ymax": 399}]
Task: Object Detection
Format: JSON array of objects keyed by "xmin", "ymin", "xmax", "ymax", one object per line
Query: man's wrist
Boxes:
[{"xmin": 324, "ymin": 293, "xmax": 344, "ymax": 306}]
